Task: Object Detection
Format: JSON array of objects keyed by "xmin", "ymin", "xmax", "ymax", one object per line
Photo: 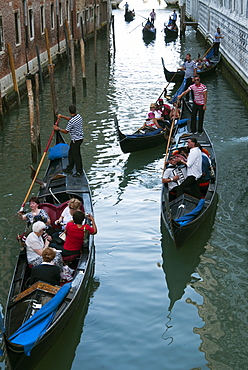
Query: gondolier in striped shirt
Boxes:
[
  {"xmin": 54, "ymin": 105, "xmax": 84, "ymax": 177},
  {"xmin": 178, "ymin": 76, "xmax": 207, "ymax": 134}
]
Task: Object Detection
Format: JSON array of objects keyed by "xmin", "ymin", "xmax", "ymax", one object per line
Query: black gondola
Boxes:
[
  {"xmin": 124, "ymin": 10, "xmax": 135, "ymax": 22},
  {"xmin": 161, "ymin": 52, "xmax": 221, "ymax": 83},
  {"xmin": 142, "ymin": 22, "xmax": 156, "ymax": 39},
  {"xmin": 161, "ymin": 101, "xmax": 217, "ymax": 249},
  {"xmin": 2, "ymin": 130, "xmax": 95, "ymax": 370},
  {"xmin": 114, "ymin": 115, "xmax": 167, "ymax": 153}
]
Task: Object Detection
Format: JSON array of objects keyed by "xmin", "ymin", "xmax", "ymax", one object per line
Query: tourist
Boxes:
[
  {"xmin": 62, "ymin": 211, "xmax": 97, "ymax": 258},
  {"xmin": 178, "ymin": 75, "xmax": 207, "ymax": 134},
  {"xmin": 162, "ymin": 156, "xmax": 187, "ymax": 200},
  {"xmin": 54, "ymin": 105, "xmax": 84, "ymax": 177},
  {"xmin": 18, "ymin": 196, "xmax": 50, "ymax": 227},
  {"xmin": 30, "ymin": 247, "xmax": 61, "ymax": 286}
]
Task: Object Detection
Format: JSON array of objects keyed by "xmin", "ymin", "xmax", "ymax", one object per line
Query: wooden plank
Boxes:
[{"xmin": 13, "ymin": 281, "xmax": 60, "ymax": 303}]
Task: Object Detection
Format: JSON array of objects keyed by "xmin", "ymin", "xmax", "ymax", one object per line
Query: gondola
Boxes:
[
  {"xmin": 142, "ymin": 22, "xmax": 156, "ymax": 39},
  {"xmin": 161, "ymin": 101, "xmax": 217, "ymax": 249},
  {"xmin": 114, "ymin": 115, "xmax": 167, "ymax": 153},
  {"xmin": 124, "ymin": 10, "xmax": 135, "ymax": 22},
  {"xmin": 2, "ymin": 130, "xmax": 95, "ymax": 370},
  {"xmin": 164, "ymin": 25, "xmax": 178, "ymax": 39},
  {"xmin": 161, "ymin": 50, "xmax": 221, "ymax": 83}
]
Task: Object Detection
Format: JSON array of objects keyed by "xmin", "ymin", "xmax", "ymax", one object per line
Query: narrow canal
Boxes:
[{"xmin": 0, "ymin": 1, "xmax": 247, "ymax": 369}]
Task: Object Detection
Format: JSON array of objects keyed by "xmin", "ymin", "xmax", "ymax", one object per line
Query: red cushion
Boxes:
[{"xmin": 199, "ymin": 181, "xmax": 210, "ymax": 187}]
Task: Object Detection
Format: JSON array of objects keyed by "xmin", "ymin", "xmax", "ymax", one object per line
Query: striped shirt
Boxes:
[
  {"xmin": 189, "ymin": 83, "xmax": 207, "ymax": 105},
  {"xmin": 66, "ymin": 114, "xmax": 84, "ymax": 141}
]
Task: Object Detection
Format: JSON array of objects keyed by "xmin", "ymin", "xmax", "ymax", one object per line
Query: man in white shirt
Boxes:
[{"xmin": 176, "ymin": 138, "xmax": 202, "ymax": 199}]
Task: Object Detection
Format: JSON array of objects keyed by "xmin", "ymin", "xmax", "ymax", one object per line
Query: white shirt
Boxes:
[
  {"xmin": 61, "ymin": 206, "xmax": 73, "ymax": 225},
  {"xmin": 26, "ymin": 232, "xmax": 44, "ymax": 263},
  {"xmin": 163, "ymin": 166, "xmax": 187, "ymax": 191},
  {"xmin": 186, "ymin": 147, "xmax": 202, "ymax": 179}
]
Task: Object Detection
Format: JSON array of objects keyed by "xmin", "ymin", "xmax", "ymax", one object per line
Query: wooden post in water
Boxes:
[
  {"xmin": 0, "ymin": 82, "xmax": 4, "ymax": 130},
  {"xmin": 80, "ymin": 38, "xmax": 87, "ymax": 91},
  {"xmin": 107, "ymin": 10, "xmax": 111, "ymax": 63},
  {"xmin": 70, "ymin": 38, "xmax": 76, "ymax": 104},
  {"xmin": 26, "ymin": 76, "xmax": 37, "ymax": 163},
  {"xmin": 64, "ymin": 22, "xmax": 70, "ymax": 64},
  {"xmin": 94, "ymin": 2, "xmax": 97, "ymax": 76},
  {"xmin": 45, "ymin": 28, "xmax": 57, "ymax": 120},
  {"xmin": 7, "ymin": 43, "xmax": 21, "ymax": 106},
  {"xmin": 35, "ymin": 74, "xmax": 41, "ymax": 154},
  {"xmin": 180, "ymin": 5, "xmax": 186, "ymax": 36},
  {"xmin": 111, "ymin": 15, "xmax": 116, "ymax": 57},
  {"xmin": 35, "ymin": 45, "xmax": 44, "ymax": 91}
]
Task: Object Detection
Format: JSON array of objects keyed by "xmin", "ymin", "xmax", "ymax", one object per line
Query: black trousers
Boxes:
[
  {"xmin": 214, "ymin": 42, "xmax": 220, "ymax": 56},
  {"xmin": 191, "ymin": 103, "xmax": 205, "ymax": 133},
  {"xmin": 68, "ymin": 139, "xmax": 83, "ymax": 172},
  {"xmin": 175, "ymin": 175, "xmax": 201, "ymax": 199}
]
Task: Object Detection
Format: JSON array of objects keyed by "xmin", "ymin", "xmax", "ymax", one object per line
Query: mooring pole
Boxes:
[
  {"xmin": 7, "ymin": 43, "xmax": 21, "ymax": 106},
  {"xmin": 35, "ymin": 73, "xmax": 41, "ymax": 154},
  {"xmin": 26, "ymin": 76, "xmax": 37, "ymax": 163},
  {"xmin": 0, "ymin": 82, "xmax": 4, "ymax": 130},
  {"xmin": 35, "ymin": 45, "xmax": 44, "ymax": 91},
  {"xmin": 111, "ymin": 15, "xmax": 116, "ymax": 56}
]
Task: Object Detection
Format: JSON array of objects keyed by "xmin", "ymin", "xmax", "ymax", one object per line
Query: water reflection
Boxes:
[{"xmin": 160, "ymin": 200, "xmax": 217, "ymax": 312}]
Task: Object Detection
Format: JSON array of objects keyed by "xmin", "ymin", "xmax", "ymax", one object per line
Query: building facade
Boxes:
[
  {"xmin": 0, "ymin": 0, "xmax": 110, "ymax": 103},
  {"xmin": 183, "ymin": 0, "xmax": 248, "ymax": 90}
]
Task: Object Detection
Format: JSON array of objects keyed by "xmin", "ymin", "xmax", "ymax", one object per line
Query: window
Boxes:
[
  {"xmin": 40, "ymin": 5, "xmax": 45, "ymax": 33},
  {"xmin": 29, "ymin": 8, "xmax": 34, "ymax": 39},
  {"xmin": 14, "ymin": 11, "xmax": 21, "ymax": 45},
  {"xmin": 51, "ymin": 3, "xmax": 54, "ymax": 29},
  {"xmin": 0, "ymin": 16, "xmax": 4, "ymax": 51}
]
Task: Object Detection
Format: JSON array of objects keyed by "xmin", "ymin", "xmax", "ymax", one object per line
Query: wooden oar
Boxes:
[
  {"xmin": 135, "ymin": 13, "xmax": 148, "ymax": 21},
  {"xmin": 201, "ymin": 43, "xmax": 214, "ymax": 59},
  {"xmin": 163, "ymin": 103, "xmax": 179, "ymax": 171},
  {"xmin": 18, "ymin": 119, "xmax": 60, "ymax": 213}
]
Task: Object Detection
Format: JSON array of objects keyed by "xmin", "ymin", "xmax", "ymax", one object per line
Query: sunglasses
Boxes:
[
  {"xmin": 69, "ymin": 207, "xmax": 76, "ymax": 210},
  {"xmin": 194, "ymin": 78, "xmax": 200, "ymax": 81}
]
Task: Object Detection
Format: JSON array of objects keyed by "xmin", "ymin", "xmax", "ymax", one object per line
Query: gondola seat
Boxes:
[
  {"xmin": 39, "ymin": 201, "xmax": 69, "ymax": 228},
  {"xmin": 62, "ymin": 254, "xmax": 80, "ymax": 263}
]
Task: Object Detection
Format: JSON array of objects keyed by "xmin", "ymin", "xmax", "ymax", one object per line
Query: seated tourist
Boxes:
[
  {"xmin": 54, "ymin": 198, "xmax": 82, "ymax": 229},
  {"xmin": 30, "ymin": 247, "xmax": 61, "ymax": 286},
  {"xmin": 162, "ymin": 156, "xmax": 187, "ymax": 201},
  {"xmin": 62, "ymin": 211, "xmax": 97, "ymax": 258},
  {"xmin": 18, "ymin": 196, "xmax": 51, "ymax": 227},
  {"xmin": 25, "ymin": 221, "xmax": 63, "ymax": 270},
  {"xmin": 141, "ymin": 103, "xmax": 164, "ymax": 130}
]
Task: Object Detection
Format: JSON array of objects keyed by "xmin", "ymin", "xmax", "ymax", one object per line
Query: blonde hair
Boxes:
[
  {"xmin": 68, "ymin": 198, "xmax": 81, "ymax": 210},
  {"xmin": 42, "ymin": 247, "xmax": 56, "ymax": 262}
]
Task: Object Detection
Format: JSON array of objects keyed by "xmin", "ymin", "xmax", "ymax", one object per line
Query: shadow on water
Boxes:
[
  {"xmin": 160, "ymin": 197, "xmax": 218, "ymax": 312},
  {"xmin": 33, "ymin": 276, "xmax": 100, "ymax": 370}
]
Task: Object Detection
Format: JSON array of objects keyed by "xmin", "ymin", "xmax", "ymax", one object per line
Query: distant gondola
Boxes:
[
  {"xmin": 161, "ymin": 101, "xmax": 218, "ymax": 249},
  {"xmin": 3, "ymin": 130, "xmax": 95, "ymax": 370},
  {"xmin": 124, "ymin": 10, "xmax": 135, "ymax": 22},
  {"xmin": 114, "ymin": 115, "xmax": 167, "ymax": 153},
  {"xmin": 142, "ymin": 21, "xmax": 156, "ymax": 39},
  {"xmin": 164, "ymin": 25, "xmax": 178, "ymax": 39},
  {"xmin": 161, "ymin": 50, "xmax": 221, "ymax": 83}
]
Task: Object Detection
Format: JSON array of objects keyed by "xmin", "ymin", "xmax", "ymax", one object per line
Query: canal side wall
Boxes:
[
  {"xmin": 184, "ymin": 0, "xmax": 248, "ymax": 95},
  {"xmin": 0, "ymin": 0, "xmax": 111, "ymax": 112}
]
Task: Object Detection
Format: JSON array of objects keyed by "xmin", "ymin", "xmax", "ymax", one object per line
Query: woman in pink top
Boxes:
[
  {"xmin": 62, "ymin": 211, "xmax": 97, "ymax": 257},
  {"xmin": 178, "ymin": 75, "xmax": 207, "ymax": 134}
]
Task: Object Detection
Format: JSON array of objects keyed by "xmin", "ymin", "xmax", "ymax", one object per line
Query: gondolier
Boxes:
[
  {"xmin": 54, "ymin": 105, "xmax": 84, "ymax": 177},
  {"xmin": 177, "ymin": 54, "xmax": 197, "ymax": 94}
]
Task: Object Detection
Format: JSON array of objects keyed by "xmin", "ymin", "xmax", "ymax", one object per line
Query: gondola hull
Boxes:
[
  {"xmin": 142, "ymin": 27, "xmax": 156, "ymax": 39},
  {"xmin": 114, "ymin": 116, "xmax": 167, "ymax": 153},
  {"xmin": 161, "ymin": 103, "xmax": 218, "ymax": 249},
  {"xmin": 161, "ymin": 54, "xmax": 221, "ymax": 83},
  {"xmin": 124, "ymin": 11, "xmax": 134, "ymax": 22},
  {"xmin": 164, "ymin": 26, "xmax": 178, "ymax": 39},
  {"xmin": 3, "ymin": 131, "xmax": 95, "ymax": 369}
]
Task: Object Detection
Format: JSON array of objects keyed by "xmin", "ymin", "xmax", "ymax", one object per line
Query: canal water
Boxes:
[{"xmin": 0, "ymin": 1, "xmax": 247, "ymax": 369}]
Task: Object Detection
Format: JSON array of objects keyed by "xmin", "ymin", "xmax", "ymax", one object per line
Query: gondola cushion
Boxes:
[{"xmin": 48, "ymin": 143, "xmax": 70, "ymax": 160}]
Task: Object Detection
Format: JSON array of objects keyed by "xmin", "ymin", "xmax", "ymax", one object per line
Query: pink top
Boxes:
[{"xmin": 189, "ymin": 83, "xmax": 207, "ymax": 105}]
